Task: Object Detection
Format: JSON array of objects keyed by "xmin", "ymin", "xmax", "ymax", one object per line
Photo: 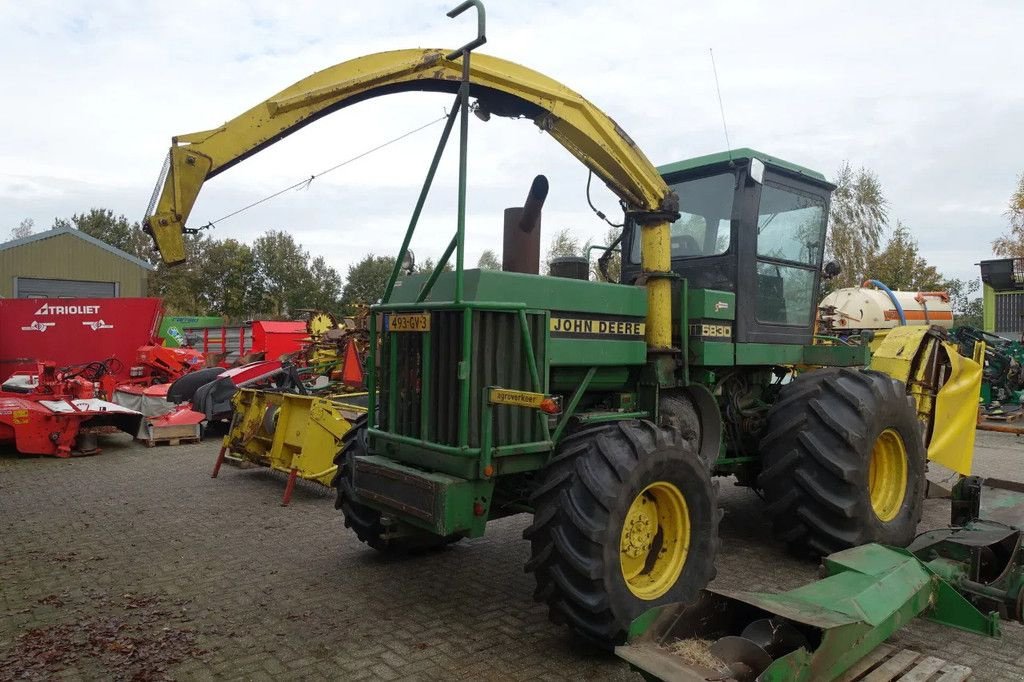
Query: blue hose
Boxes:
[{"xmin": 864, "ymin": 279, "xmax": 906, "ymax": 325}]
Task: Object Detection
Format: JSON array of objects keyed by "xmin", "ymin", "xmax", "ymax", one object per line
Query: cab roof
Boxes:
[{"xmin": 657, "ymin": 148, "xmax": 833, "ymax": 189}]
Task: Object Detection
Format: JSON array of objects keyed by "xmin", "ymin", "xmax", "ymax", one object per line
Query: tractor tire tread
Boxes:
[
  {"xmin": 525, "ymin": 420, "xmax": 719, "ymax": 647},
  {"xmin": 757, "ymin": 368, "xmax": 926, "ymax": 557},
  {"xmin": 333, "ymin": 415, "xmax": 454, "ymax": 554}
]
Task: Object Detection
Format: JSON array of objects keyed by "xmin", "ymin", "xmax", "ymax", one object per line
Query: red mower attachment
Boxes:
[{"xmin": 0, "ymin": 361, "xmax": 142, "ymax": 457}]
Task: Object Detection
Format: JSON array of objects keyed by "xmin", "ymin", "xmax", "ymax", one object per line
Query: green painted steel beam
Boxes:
[
  {"xmin": 382, "ymin": 99, "xmax": 460, "ymax": 304},
  {"xmin": 391, "ymin": 269, "xmax": 647, "ymax": 316}
]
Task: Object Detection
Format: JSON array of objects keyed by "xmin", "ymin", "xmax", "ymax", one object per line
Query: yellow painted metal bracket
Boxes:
[
  {"xmin": 869, "ymin": 326, "xmax": 982, "ymax": 475},
  {"xmin": 144, "ymin": 48, "xmax": 674, "ymax": 266}
]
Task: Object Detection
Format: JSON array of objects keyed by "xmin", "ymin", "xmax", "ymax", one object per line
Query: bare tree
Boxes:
[
  {"xmin": 9, "ymin": 218, "xmax": 33, "ymax": 241},
  {"xmin": 993, "ymin": 173, "xmax": 1024, "ymax": 258},
  {"xmin": 589, "ymin": 225, "xmax": 622, "ymax": 282}
]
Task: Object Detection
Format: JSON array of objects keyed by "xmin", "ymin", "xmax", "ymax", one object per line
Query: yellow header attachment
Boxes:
[
  {"xmin": 143, "ymin": 48, "xmax": 674, "ymax": 266},
  {"xmin": 869, "ymin": 325, "xmax": 983, "ymax": 475}
]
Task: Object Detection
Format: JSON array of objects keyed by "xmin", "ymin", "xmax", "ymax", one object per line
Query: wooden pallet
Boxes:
[
  {"xmin": 836, "ymin": 645, "xmax": 971, "ymax": 682},
  {"xmin": 142, "ymin": 436, "xmax": 200, "ymax": 448}
]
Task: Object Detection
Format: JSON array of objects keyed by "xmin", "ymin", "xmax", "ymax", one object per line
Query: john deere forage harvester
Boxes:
[{"xmin": 144, "ymin": 1, "xmax": 981, "ymax": 645}]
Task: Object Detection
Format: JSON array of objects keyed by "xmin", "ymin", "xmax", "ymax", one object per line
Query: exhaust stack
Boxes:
[{"xmin": 502, "ymin": 175, "xmax": 549, "ymax": 275}]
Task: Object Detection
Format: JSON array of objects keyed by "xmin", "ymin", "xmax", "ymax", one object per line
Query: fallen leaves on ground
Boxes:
[{"xmin": 0, "ymin": 591, "xmax": 208, "ymax": 681}]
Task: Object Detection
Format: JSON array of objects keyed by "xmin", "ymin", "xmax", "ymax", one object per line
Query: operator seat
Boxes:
[{"xmin": 671, "ymin": 234, "xmax": 701, "ymax": 257}]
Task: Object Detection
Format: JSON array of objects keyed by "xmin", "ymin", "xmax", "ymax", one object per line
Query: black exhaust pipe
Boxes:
[{"xmin": 502, "ymin": 175, "xmax": 548, "ymax": 275}]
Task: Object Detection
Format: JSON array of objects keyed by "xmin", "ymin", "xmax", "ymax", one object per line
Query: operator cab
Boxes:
[{"xmin": 621, "ymin": 149, "xmax": 836, "ymax": 345}]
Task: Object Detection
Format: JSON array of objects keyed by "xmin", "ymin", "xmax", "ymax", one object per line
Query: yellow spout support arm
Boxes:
[{"xmin": 143, "ymin": 48, "xmax": 676, "ymax": 267}]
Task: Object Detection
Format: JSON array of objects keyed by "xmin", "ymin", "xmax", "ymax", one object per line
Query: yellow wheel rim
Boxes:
[
  {"xmin": 869, "ymin": 428, "xmax": 908, "ymax": 522},
  {"xmin": 619, "ymin": 481, "xmax": 690, "ymax": 600}
]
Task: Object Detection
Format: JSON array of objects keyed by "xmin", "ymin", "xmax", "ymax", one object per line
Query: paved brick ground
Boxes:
[{"xmin": 1, "ymin": 430, "xmax": 1023, "ymax": 680}]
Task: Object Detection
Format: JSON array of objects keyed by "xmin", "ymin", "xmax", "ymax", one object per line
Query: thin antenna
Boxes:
[{"xmin": 709, "ymin": 48, "xmax": 732, "ymax": 163}]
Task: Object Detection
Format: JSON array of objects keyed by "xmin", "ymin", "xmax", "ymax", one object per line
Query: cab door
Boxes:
[{"xmin": 734, "ymin": 172, "xmax": 830, "ymax": 345}]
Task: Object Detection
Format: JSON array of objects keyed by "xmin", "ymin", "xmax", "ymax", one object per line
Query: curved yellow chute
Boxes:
[{"xmin": 144, "ymin": 48, "xmax": 674, "ymax": 266}]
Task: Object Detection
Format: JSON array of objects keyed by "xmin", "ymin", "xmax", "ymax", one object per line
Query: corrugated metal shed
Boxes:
[{"xmin": 0, "ymin": 227, "xmax": 154, "ymax": 298}]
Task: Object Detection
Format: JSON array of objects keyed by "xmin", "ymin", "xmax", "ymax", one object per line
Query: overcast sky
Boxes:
[{"xmin": 2, "ymin": 1, "xmax": 1022, "ymax": 283}]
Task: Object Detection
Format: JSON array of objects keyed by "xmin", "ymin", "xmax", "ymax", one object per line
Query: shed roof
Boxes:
[{"xmin": 0, "ymin": 227, "xmax": 156, "ymax": 271}]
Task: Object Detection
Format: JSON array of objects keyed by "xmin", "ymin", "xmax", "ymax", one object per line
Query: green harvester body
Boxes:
[{"xmin": 355, "ymin": 144, "xmax": 862, "ymax": 540}]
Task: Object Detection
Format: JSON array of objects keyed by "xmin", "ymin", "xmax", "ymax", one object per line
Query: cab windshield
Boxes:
[{"xmin": 629, "ymin": 171, "xmax": 734, "ymax": 263}]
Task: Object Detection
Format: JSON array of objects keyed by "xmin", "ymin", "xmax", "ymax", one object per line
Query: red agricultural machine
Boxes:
[
  {"xmin": 0, "ymin": 298, "xmax": 210, "ymax": 454},
  {"xmin": 0, "ymin": 360, "xmax": 143, "ymax": 457},
  {"xmin": 0, "ymin": 297, "xmax": 356, "ymax": 456}
]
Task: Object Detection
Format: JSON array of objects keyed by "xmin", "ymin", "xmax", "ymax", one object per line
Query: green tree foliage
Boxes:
[
  {"xmin": 57, "ymin": 208, "xmax": 152, "ymax": 261},
  {"xmin": 863, "ymin": 223, "xmax": 943, "ymax": 291},
  {"xmin": 302, "ymin": 256, "xmax": 344, "ymax": 314},
  {"xmin": 826, "ymin": 162, "xmax": 888, "ymax": 291},
  {"xmin": 10, "ymin": 218, "xmax": 34, "ymax": 241},
  {"xmin": 545, "ymin": 228, "xmax": 582, "ymax": 274},
  {"xmin": 477, "ymin": 249, "xmax": 501, "ymax": 270},
  {"xmin": 993, "ymin": 173, "xmax": 1024, "ymax": 258},
  {"xmin": 416, "ymin": 257, "xmax": 453, "ymax": 274},
  {"xmin": 547, "ymin": 228, "xmax": 581, "ymax": 259},
  {"xmin": 252, "ymin": 230, "xmax": 309, "ymax": 317},
  {"xmin": 50, "ymin": 208, "xmax": 344, "ymax": 319},
  {"xmin": 343, "ymin": 254, "xmax": 396, "ymax": 305},
  {"xmin": 542, "ymin": 227, "xmax": 623, "ymax": 281},
  {"xmin": 196, "ymin": 238, "xmax": 260, "ymax": 318},
  {"xmin": 148, "ymin": 233, "xmax": 208, "ymax": 315},
  {"xmin": 942, "ymin": 277, "xmax": 984, "ymax": 328}
]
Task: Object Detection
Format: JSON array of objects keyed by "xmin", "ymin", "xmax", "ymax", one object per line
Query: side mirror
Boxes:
[{"xmin": 822, "ymin": 261, "xmax": 841, "ymax": 280}]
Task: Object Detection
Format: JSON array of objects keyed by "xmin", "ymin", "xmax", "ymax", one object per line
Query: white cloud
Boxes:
[{"xmin": 2, "ymin": 0, "xmax": 1022, "ymax": 283}]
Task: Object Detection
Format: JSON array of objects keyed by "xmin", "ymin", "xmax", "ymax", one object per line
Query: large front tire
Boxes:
[
  {"xmin": 523, "ymin": 420, "xmax": 719, "ymax": 647},
  {"xmin": 758, "ymin": 368, "xmax": 926, "ymax": 557},
  {"xmin": 332, "ymin": 415, "xmax": 456, "ymax": 554}
]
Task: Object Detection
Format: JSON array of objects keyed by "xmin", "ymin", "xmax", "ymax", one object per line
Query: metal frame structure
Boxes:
[{"xmin": 370, "ymin": 1, "xmax": 584, "ymax": 470}]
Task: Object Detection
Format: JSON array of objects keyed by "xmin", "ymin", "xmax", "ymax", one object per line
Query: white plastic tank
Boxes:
[{"xmin": 819, "ymin": 287, "xmax": 954, "ymax": 331}]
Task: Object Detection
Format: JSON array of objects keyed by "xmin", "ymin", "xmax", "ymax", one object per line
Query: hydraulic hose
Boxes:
[{"xmin": 863, "ymin": 279, "xmax": 906, "ymax": 325}]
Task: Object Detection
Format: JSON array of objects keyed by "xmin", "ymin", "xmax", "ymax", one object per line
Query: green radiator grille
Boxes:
[{"xmin": 378, "ymin": 309, "xmax": 546, "ymax": 448}]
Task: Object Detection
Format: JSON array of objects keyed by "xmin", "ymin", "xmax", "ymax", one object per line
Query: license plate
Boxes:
[{"xmin": 387, "ymin": 312, "xmax": 431, "ymax": 332}]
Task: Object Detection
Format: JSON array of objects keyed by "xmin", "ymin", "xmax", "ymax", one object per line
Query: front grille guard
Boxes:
[{"xmin": 369, "ymin": 301, "xmax": 556, "ymax": 467}]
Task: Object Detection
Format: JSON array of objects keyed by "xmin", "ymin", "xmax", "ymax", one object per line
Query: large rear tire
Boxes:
[
  {"xmin": 524, "ymin": 420, "xmax": 719, "ymax": 647},
  {"xmin": 332, "ymin": 415, "xmax": 456, "ymax": 554},
  {"xmin": 758, "ymin": 368, "xmax": 926, "ymax": 557}
]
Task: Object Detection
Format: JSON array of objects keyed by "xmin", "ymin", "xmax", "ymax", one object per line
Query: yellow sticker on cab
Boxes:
[
  {"xmin": 489, "ymin": 388, "xmax": 545, "ymax": 408},
  {"xmin": 11, "ymin": 409, "xmax": 28, "ymax": 425},
  {"xmin": 387, "ymin": 312, "xmax": 431, "ymax": 332}
]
